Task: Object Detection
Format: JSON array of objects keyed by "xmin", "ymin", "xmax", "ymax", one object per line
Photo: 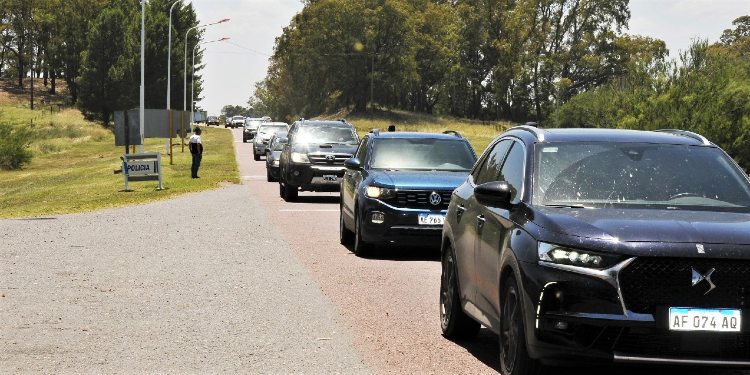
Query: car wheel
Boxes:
[
  {"xmin": 282, "ymin": 182, "xmax": 298, "ymax": 202},
  {"xmin": 279, "ymin": 182, "xmax": 284, "ymax": 198},
  {"xmin": 243, "ymin": 138, "xmax": 247, "ymax": 143},
  {"xmin": 267, "ymin": 169, "xmax": 273, "ymax": 182},
  {"xmin": 254, "ymin": 153, "xmax": 260, "ymax": 161},
  {"xmin": 353, "ymin": 209, "xmax": 371, "ymax": 257},
  {"xmin": 440, "ymin": 244, "xmax": 480, "ymax": 339},
  {"xmin": 500, "ymin": 276, "xmax": 542, "ymax": 375},
  {"xmin": 339, "ymin": 204, "xmax": 354, "ymax": 246}
]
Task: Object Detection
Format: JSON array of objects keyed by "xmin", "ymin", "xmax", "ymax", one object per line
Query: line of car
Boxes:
[{"xmin": 244, "ymin": 120, "xmax": 750, "ymax": 374}]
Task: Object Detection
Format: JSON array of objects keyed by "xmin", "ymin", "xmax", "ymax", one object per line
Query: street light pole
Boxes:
[
  {"xmin": 139, "ymin": 0, "xmax": 146, "ymax": 153},
  {"xmin": 166, "ymin": 0, "xmax": 182, "ymax": 156},
  {"xmin": 191, "ymin": 37, "xmax": 229, "ymax": 126},
  {"xmin": 183, "ymin": 18, "xmax": 229, "ymax": 114}
]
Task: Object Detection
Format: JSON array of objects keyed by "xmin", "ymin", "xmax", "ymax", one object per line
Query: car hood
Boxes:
[
  {"xmin": 295, "ymin": 143, "xmax": 358, "ymax": 154},
  {"xmin": 531, "ymin": 207, "xmax": 750, "ymax": 245},
  {"xmin": 370, "ymin": 170, "xmax": 468, "ymax": 191}
]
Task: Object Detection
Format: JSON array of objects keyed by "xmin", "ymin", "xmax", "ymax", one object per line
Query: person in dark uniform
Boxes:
[{"xmin": 189, "ymin": 127, "xmax": 204, "ymax": 178}]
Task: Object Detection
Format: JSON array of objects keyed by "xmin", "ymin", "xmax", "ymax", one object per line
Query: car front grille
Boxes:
[
  {"xmin": 619, "ymin": 257, "xmax": 750, "ymax": 314},
  {"xmin": 308, "ymin": 153, "xmax": 352, "ymax": 165},
  {"xmin": 383, "ymin": 190, "xmax": 452, "ymax": 210}
]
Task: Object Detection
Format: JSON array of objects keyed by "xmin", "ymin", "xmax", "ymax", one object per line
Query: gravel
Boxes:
[{"xmin": 0, "ymin": 182, "xmax": 370, "ymax": 374}]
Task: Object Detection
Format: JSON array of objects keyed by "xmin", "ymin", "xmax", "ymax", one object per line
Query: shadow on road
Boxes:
[
  {"xmin": 362, "ymin": 245, "xmax": 441, "ymax": 262},
  {"xmin": 292, "ymin": 195, "xmax": 340, "ymax": 204},
  {"xmin": 451, "ymin": 328, "xmax": 749, "ymax": 375}
]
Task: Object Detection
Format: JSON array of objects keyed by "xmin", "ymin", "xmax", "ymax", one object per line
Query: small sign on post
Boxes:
[{"xmin": 121, "ymin": 153, "xmax": 163, "ymax": 191}]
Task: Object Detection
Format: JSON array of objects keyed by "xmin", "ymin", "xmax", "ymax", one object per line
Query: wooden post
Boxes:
[{"xmin": 124, "ymin": 110, "xmax": 130, "ymax": 155}]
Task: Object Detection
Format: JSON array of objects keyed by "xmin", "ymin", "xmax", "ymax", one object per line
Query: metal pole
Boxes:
[
  {"xmin": 184, "ymin": 19, "xmax": 230, "ymax": 112},
  {"xmin": 139, "ymin": 0, "xmax": 146, "ymax": 153},
  {"xmin": 191, "ymin": 44, "xmax": 197, "ymax": 127},
  {"xmin": 166, "ymin": 0, "xmax": 181, "ymax": 155}
]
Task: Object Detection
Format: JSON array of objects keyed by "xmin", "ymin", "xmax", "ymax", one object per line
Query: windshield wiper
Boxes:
[{"xmin": 543, "ymin": 204, "xmax": 593, "ymax": 209}]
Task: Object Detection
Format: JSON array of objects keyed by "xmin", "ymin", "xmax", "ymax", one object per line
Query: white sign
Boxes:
[{"xmin": 126, "ymin": 161, "xmax": 157, "ymax": 176}]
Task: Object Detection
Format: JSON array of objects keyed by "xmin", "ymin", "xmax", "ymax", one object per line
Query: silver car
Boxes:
[
  {"xmin": 265, "ymin": 132, "xmax": 288, "ymax": 181},
  {"xmin": 253, "ymin": 122, "xmax": 288, "ymax": 160}
]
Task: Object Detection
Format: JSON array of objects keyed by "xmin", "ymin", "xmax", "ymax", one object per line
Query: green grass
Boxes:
[
  {"xmin": 0, "ymin": 107, "xmax": 239, "ymax": 218},
  {"xmin": 327, "ymin": 109, "xmax": 513, "ymax": 154}
]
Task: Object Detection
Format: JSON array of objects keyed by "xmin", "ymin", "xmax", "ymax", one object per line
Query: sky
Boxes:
[{"xmin": 191, "ymin": 0, "xmax": 749, "ymax": 116}]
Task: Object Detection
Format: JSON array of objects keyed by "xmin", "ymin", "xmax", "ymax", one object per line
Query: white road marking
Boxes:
[{"xmin": 279, "ymin": 209, "xmax": 339, "ymax": 212}]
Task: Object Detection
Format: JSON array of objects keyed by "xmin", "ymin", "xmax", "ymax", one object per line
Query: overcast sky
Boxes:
[{"xmin": 191, "ymin": 0, "xmax": 749, "ymax": 116}]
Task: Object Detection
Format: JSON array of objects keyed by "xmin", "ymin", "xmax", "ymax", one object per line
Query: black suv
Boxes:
[
  {"xmin": 339, "ymin": 130, "xmax": 476, "ymax": 256},
  {"xmin": 440, "ymin": 126, "xmax": 750, "ymax": 373},
  {"xmin": 278, "ymin": 119, "xmax": 359, "ymax": 201}
]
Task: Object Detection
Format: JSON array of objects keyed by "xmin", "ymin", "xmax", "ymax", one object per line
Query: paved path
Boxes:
[{"xmin": 0, "ymin": 142, "xmax": 370, "ymax": 373}]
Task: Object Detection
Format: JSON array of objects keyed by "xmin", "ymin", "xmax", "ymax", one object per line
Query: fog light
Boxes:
[
  {"xmin": 371, "ymin": 212, "xmax": 385, "ymax": 224},
  {"xmin": 293, "ymin": 170, "xmax": 300, "ymax": 176},
  {"xmin": 554, "ymin": 321, "xmax": 568, "ymax": 330}
]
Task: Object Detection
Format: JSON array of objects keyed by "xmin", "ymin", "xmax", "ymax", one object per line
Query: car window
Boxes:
[
  {"xmin": 369, "ymin": 138, "xmax": 476, "ymax": 171},
  {"xmin": 473, "ymin": 139, "xmax": 512, "ymax": 185},
  {"xmin": 498, "ymin": 142, "xmax": 525, "ymax": 203},
  {"xmin": 356, "ymin": 137, "xmax": 369, "ymax": 161}
]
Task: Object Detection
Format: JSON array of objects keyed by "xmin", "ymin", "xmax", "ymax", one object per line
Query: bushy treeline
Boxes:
[
  {"xmin": 549, "ymin": 17, "xmax": 750, "ymax": 170},
  {"xmin": 0, "ymin": 0, "xmax": 204, "ymax": 124},
  {"xmin": 252, "ymin": 0, "xmax": 667, "ymax": 122}
]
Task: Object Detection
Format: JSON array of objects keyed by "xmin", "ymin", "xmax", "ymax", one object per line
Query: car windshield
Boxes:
[
  {"xmin": 534, "ymin": 142, "xmax": 750, "ymax": 211},
  {"xmin": 258, "ymin": 125, "xmax": 287, "ymax": 135},
  {"xmin": 369, "ymin": 138, "xmax": 476, "ymax": 171},
  {"xmin": 245, "ymin": 120, "xmax": 263, "ymax": 129},
  {"xmin": 295, "ymin": 126, "xmax": 358, "ymax": 145}
]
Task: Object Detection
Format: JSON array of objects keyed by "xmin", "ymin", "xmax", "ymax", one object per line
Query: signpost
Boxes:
[{"xmin": 121, "ymin": 153, "xmax": 163, "ymax": 191}]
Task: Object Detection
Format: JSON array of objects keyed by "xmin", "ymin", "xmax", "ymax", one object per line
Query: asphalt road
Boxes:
[{"xmin": 1, "ymin": 126, "xmax": 748, "ymax": 374}]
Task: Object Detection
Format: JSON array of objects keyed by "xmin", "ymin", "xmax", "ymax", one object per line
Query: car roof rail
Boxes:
[
  {"xmin": 442, "ymin": 130, "xmax": 463, "ymax": 138},
  {"xmin": 508, "ymin": 125, "xmax": 545, "ymax": 141},
  {"xmin": 369, "ymin": 128, "xmax": 380, "ymax": 136},
  {"xmin": 654, "ymin": 129, "xmax": 711, "ymax": 145}
]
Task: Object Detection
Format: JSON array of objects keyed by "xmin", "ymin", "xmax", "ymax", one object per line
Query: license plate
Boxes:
[
  {"xmin": 418, "ymin": 213, "xmax": 445, "ymax": 226},
  {"xmin": 669, "ymin": 307, "xmax": 741, "ymax": 332},
  {"xmin": 322, "ymin": 175, "xmax": 338, "ymax": 182}
]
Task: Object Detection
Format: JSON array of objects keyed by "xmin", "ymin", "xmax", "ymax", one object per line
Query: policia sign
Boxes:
[{"xmin": 120, "ymin": 153, "xmax": 163, "ymax": 191}]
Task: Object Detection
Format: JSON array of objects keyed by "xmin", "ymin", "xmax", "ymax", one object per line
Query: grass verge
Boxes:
[{"xmin": 0, "ymin": 107, "xmax": 239, "ymax": 218}]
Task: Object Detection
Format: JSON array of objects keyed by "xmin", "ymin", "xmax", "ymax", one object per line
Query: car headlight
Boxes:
[
  {"xmin": 291, "ymin": 152, "xmax": 309, "ymax": 163},
  {"xmin": 273, "ymin": 160, "xmax": 280, "ymax": 166},
  {"xmin": 538, "ymin": 242, "xmax": 618, "ymax": 269},
  {"xmin": 365, "ymin": 186, "xmax": 396, "ymax": 199}
]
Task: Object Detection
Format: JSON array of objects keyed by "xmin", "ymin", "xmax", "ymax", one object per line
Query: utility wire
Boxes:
[{"xmin": 224, "ymin": 41, "xmax": 271, "ymax": 57}]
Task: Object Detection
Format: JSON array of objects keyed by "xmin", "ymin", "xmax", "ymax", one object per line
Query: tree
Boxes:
[{"xmin": 721, "ymin": 15, "xmax": 750, "ymax": 45}]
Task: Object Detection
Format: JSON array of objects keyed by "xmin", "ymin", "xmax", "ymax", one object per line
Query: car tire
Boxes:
[
  {"xmin": 499, "ymin": 275, "xmax": 543, "ymax": 375},
  {"xmin": 243, "ymin": 138, "xmax": 247, "ymax": 143},
  {"xmin": 353, "ymin": 209, "xmax": 371, "ymax": 257},
  {"xmin": 339, "ymin": 205, "xmax": 354, "ymax": 246},
  {"xmin": 267, "ymin": 169, "xmax": 276, "ymax": 182},
  {"xmin": 254, "ymin": 153, "xmax": 260, "ymax": 161},
  {"xmin": 440, "ymin": 244, "xmax": 480, "ymax": 339},
  {"xmin": 279, "ymin": 182, "xmax": 284, "ymax": 198},
  {"xmin": 282, "ymin": 182, "xmax": 298, "ymax": 202}
]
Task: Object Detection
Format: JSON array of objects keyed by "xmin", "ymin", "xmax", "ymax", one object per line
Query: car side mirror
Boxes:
[
  {"xmin": 344, "ymin": 158, "xmax": 362, "ymax": 170},
  {"xmin": 474, "ymin": 181, "xmax": 513, "ymax": 208}
]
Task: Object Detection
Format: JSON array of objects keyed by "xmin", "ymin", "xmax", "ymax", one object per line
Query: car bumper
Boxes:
[
  {"xmin": 284, "ymin": 164, "xmax": 345, "ymax": 192},
  {"xmin": 357, "ymin": 197, "xmax": 444, "ymax": 248},
  {"xmin": 253, "ymin": 143, "xmax": 268, "ymax": 155},
  {"xmin": 518, "ymin": 260, "xmax": 750, "ymax": 366}
]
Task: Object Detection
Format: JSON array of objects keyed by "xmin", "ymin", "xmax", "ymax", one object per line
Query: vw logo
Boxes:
[
  {"xmin": 325, "ymin": 155, "xmax": 335, "ymax": 162},
  {"xmin": 429, "ymin": 192, "xmax": 442, "ymax": 206},
  {"xmin": 691, "ymin": 267, "xmax": 717, "ymax": 295}
]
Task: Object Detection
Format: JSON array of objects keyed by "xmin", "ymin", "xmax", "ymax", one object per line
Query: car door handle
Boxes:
[{"xmin": 476, "ymin": 214, "xmax": 485, "ymax": 229}]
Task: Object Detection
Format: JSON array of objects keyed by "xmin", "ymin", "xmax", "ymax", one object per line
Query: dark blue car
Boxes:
[{"xmin": 339, "ymin": 130, "xmax": 477, "ymax": 256}]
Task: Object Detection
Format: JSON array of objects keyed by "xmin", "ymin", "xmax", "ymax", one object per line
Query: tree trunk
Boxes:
[{"xmin": 50, "ymin": 69, "xmax": 56, "ymax": 95}]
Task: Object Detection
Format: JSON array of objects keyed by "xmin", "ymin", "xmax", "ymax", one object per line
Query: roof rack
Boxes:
[
  {"xmin": 442, "ymin": 130, "xmax": 463, "ymax": 138},
  {"xmin": 654, "ymin": 129, "xmax": 711, "ymax": 145},
  {"xmin": 369, "ymin": 128, "xmax": 380, "ymax": 136},
  {"xmin": 339, "ymin": 119, "xmax": 347, "ymax": 123},
  {"xmin": 508, "ymin": 125, "xmax": 545, "ymax": 141}
]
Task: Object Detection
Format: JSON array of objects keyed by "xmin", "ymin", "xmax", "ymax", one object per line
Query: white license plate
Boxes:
[
  {"xmin": 418, "ymin": 213, "xmax": 445, "ymax": 226},
  {"xmin": 322, "ymin": 175, "xmax": 338, "ymax": 182},
  {"xmin": 669, "ymin": 307, "xmax": 741, "ymax": 332}
]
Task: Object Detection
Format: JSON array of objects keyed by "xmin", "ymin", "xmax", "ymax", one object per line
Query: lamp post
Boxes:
[
  {"xmin": 183, "ymin": 18, "xmax": 229, "ymax": 114},
  {"xmin": 165, "ymin": 0, "xmax": 182, "ymax": 156},
  {"xmin": 139, "ymin": 0, "xmax": 146, "ymax": 153},
  {"xmin": 191, "ymin": 37, "xmax": 229, "ymax": 125}
]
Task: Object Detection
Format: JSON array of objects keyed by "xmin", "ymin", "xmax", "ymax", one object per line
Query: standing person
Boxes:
[{"xmin": 189, "ymin": 127, "xmax": 204, "ymax": 178}]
